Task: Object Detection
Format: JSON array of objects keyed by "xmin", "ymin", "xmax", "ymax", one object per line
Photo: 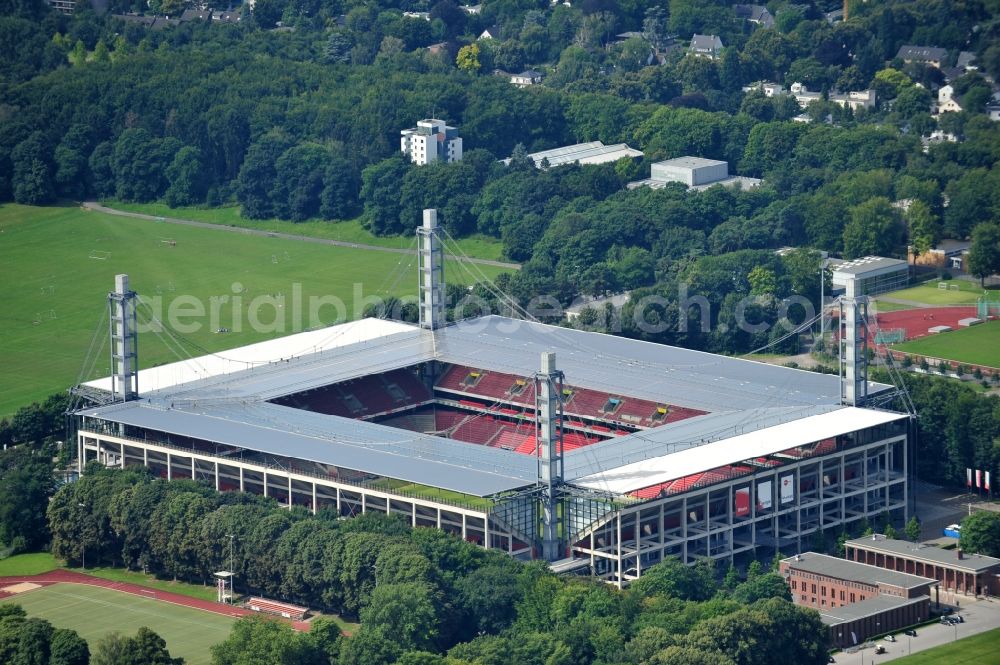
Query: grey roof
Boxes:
[
  {"xmin": 654, "ymin": 156, "xmax": 727, "ymax": 170},
  {"xmin": 819, "ymin": 594, "xmax": 929, "ymax": 626},
  {"xmin": 830, "ymin": 256, "xmax": 908, "ymax": 277},
  {"xmin": 896, "ymin": 45, "xmax": 947, "ymax": 62},
  {"xmin": 690, "ymin": 34, "xmax": 723, "ymax": 51},
  {"xmin": 846, "ymin": 536, "xmax": 1000, "ymax": 573},
  {"xmin": 507, "ymin": 142, "xmax": 643, "ymax": 169},
  {"xmin": 78, "ymin": 315, "xmax": 896, "ymax": 498},
  {"xmin": 784, "ymin": 552, "xmax": 936, "ymax": 590},
  {"xmin": 80, "ymin": 400, "xmax": 536, "ymax": 497},
  {"xmin": 957, "ymin": 51, "xmax": 977, "ymax": 69}
]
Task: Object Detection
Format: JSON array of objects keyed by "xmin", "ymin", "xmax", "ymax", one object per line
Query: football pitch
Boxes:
[
  {"xmin": 0, "ymin": 583, "xmax": 234, "ymax": 664},
  {"xmin": 893, "ymin": 320, "xmax": 1000, "ymax": 369},
  {"xmin": 0, "ymin": 204, "xmax": 509, "ymax": 416}
]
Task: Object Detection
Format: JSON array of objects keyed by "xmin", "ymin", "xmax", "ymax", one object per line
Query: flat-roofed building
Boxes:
[
  {"xmin": 846, "ymin": 534, "xmax": 1000, "ymax": 598},
  {"xmin": 628, "ymin": 157, "xmax": 761, "ymax": 192},
  {"xmin": 830, "ymin": 256, "xmax": 909, "ymax": 297},
  {"xmin": 401, "ymin": 119, "xmax": 463, "ymax": 165},
  {"xmin": 780, "ymin": 552, "xmax": 935, "ymax": 648}
]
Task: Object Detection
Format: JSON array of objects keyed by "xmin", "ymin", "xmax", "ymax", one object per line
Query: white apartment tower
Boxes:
[{"xmin": 401, "ymin": 119, "xmax": 463, "ymax": 165}]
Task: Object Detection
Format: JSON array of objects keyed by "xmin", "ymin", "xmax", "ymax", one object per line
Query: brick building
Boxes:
[
  {"xmin": 780, "ymin": 552, "xmax": 935, "ymax": 648},
  {"xmin": 846, "ymin": 535, "xmax": 1000, "ymax": 598}
]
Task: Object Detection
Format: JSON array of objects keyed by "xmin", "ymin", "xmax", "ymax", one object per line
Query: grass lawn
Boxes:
[
  {"xmin": 883, "ymin": 281, "xmax": 988, "ymax": 306},
  {"xmin": 871, "ymin": 299, "xmax": 914, "ymax": 312},
  {"xmin": 0, "ymin": 583, "xmax": 233, "ymax": 665},
  {"xmin": 102, "ymin": 200, "xmax": 506, "ymax": 262},
  {"xmin": 892, "ymin": 321, "xmax": 1000, "ymax": 369},
  {"xmin": 0, "ymin": 552, "xmax": 58, "ymax": 576},
  {"xmin": 0, "ymin": 204, "xmax": 509, "ymax": 416},
  {"xmin": 892, "ymin": 627, "xmax": 1000, "ymax": 664},
  {"xmin": 69, "ymin": 566, "xmax": 219, "ymax": 602}
]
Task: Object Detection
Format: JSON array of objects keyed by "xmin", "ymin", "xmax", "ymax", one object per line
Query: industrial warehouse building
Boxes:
[{"xmin": 75, "ymin": 211, "xmax": 912, "ymax": 585}]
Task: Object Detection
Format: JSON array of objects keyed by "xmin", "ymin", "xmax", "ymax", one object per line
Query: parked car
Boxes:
[
  {"xmin": 874, "ymin": 644, "xmax": 886, "ymax": 654},
  {"xmin": 904, "ymin": 629, "xmax": 917, "ymax": 637},
  {"xmin": 957, "ymin": 615, "xmax": 964, "ymax": 623},
  {"xmin": 886, "ymin": 635, "xmax": 896, "ymax": 642}
]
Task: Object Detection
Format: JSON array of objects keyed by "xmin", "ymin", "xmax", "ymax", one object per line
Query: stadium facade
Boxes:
[{"xmin": 74, "ymin": 211, "xmax": 912, "ymax": 585}]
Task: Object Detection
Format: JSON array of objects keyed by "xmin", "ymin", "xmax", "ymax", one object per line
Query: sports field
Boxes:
[
  {"xmin": 101, "ymin": 200, "xmax": 506, "ymax": 261},
  {"xmin": 892, "ymin": 627, "xmax": 1000, "ymax": 664},
  {"xmin": 0, "ymin": 583, "xmax": 234, "ymax": 664},
  {"xmin": 893, "ymin": 320, "xmax": 1000, "ymax": 369},
  {"xmin": 881, "ymin": 280, "xmax": 987, "ymax": 306},
  {"xmin": 0, "ymin": 204, "xmax": 509, "ymax": 415}
]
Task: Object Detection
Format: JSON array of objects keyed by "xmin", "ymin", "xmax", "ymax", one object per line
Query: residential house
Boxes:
[
  {"xmin": 689, "ymin": 34, "xmax": 724, "ymax": 60},
  {"xmin": 743, "ymin": 81, "xmax": 785, "ymax": 97},
  {"xmin": 403, "ymin": 11, "xmax": 430, "ymax": 20},
  {"xmin": 460, "ymin": 4, "xmax": 482, "ymax": 15},
  {"xmin": 733, "ymin": 4, "xmax": 775, "ymax": 29},
  {"xmin": 830, "ymin": 89, "xmax": 876, "ymax": 111},
  {"xmin": 896, "ymin": 45, "xmax": 948, "ymax": 69},
  {"xmin": 956, "ymin": 51, "xmax": 977, "ymax": 71},
  {"xmin": 510, "ymin": 70, "xmax": 544, "ymax": 87},
  {"xmin": 479, "ymin": 25, "xmax": 501, "ymax": 40},
  {"xmin": 987, "ymin": 104, "xmax": 1000, "ymax": 121},
  {"xmin": 937, "ymin": 85, "xmax": 963, "ymax": 113}
]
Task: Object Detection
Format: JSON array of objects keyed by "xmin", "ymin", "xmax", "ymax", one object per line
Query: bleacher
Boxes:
[
  {"xmin": 247, "ymin": 597, "xmax": 309, "ymax": 620},
  {"xmin": 629, "ymin": 464, "xmax": 756, "ymax": 500},
  {"xmin": 436, "ymin": 363, "xmax": 707, "ymax": 428}
]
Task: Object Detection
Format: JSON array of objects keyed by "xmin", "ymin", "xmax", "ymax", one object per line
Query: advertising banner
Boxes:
[
  {"xmin": 757, "ymin": 480, "xmax": 772, "ymax": 511},
  {"xmin": 780, "ymin": 474, "xmax": 794, "ymax": 504},
  {"xmin": 735, "ymin": 488, "xmax": 751, "ymax": 517}
]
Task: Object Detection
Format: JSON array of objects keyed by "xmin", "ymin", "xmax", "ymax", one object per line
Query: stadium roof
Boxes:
[
  {"xmin": 79, "ymin": 316, "xmax": 898, "ymax": 498},
  {"xmin": 571, "ymin": 407, "xmax": 908, "ymax": 494},
  {"xmin": 82, "ymin": 318, "xmax": 415, "ymax": 395}
]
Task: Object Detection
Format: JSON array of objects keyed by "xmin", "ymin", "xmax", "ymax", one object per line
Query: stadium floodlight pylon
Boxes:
[
  {"xmin": 840, "ymin": 276, "xmax": 869, "ymax": 407},
  {"xmin": 108, "ymin": 274, "xmax": 138, "ymax": 402},
  {"xmin": 535, "ymin": 351, "xmax": 565, "ymax": 561},
  {"xmin": 417, "ymin": 209, "xmax": 445, "ymax": 331}
]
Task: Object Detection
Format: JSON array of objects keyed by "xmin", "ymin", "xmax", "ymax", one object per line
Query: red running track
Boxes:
[
  {"xmin": 834, "ymin": 306, "xmax": 980, "ymax": 344},
  {"xmin": 874, "ymin": 306, "xmax": 980, "ymax": 341},
  {"xmin": 0, "ymin": 569, "xmax": 311, "ymax": 631}
]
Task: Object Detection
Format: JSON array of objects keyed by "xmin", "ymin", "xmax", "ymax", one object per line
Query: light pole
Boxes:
[
  {"xmin": 77, "ymin": 502, "xmax": 87, "ymax": 569},
  {"xmin": 228, "ymin": 534, "xmax": 235, "ymax": 604}
]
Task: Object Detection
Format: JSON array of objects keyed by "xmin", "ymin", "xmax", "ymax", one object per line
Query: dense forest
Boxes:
[
  {"xmin": 3, "ymin": 0, "xmax": 1000, "ymax": 355},
  {"xmin": 42, "ymin": 464, "xmax": 830, "ymax": 665}
]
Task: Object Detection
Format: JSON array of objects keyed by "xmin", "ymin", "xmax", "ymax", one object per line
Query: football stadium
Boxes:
[{"xmin": 74, "ymin": 210, "xmax": 913, "ymax": 584}]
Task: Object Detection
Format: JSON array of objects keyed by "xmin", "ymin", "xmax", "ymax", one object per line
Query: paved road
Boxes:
[
  {"xmin": 837, "ymin": 596, "xmax": 1000, "ymax": 662},
  {"xmin": 81, "ymin": 201, "xmax": 521, "ymax": 270}
]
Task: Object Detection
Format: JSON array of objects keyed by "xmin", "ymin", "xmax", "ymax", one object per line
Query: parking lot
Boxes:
[{"xmin": 835, "ymin": 596, "xmax": 1000, "ymax": 662}]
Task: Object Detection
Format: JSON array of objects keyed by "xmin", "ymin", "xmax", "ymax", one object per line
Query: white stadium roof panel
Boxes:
[{"xmin": 573, "ymin": 407, "xmax": 908, "ymax": 494}]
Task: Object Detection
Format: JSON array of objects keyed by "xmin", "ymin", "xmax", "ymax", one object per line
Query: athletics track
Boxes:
[{"xmin": 0, "ymin": 569, "xmax": 311, "ymax": 631}]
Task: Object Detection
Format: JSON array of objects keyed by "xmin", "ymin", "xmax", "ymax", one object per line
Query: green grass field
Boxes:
[
  {"xmin": 893, "ymin": 320, "xmax": 1000, "ymax": 369},
  {"xmin": 102, "ymin": 200, "xmax": 506, "ymax": 262},
  {"xmin": 0, "ymin": 204, "xmax": 509, "ymax": 416},
  {"xmin": 0, "ymin": 552, "xmax": 58, "ymax": 576},
  {"xmin": 69, "ymin": 566, "xmax": 219, "ymax": 602},
  {"xmin": 0, "ymin": 583, "xmax": 234, "ymax": 664},
  {"xmin": 892, "ymin": 627, "xmax": 1000, "ymax": 664},
  {"xmin": 882, "ymin": 280, "xmax": 990, "ymax": 306}
]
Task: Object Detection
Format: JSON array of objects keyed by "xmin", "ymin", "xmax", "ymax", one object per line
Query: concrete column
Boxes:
[
  {"xmin": 239, "ymin": 467, "xmax": 244, "ymax": 492},
  {"xmin": 312, "ymin": 483, "xmax": 317, "ymax": 514},
  {"xmin": 215, "ymin": 462, "xmax": 219, "ymax": 491},
  {"xmin": 167, "ymin": 453, "xmax": 172, "ymax": 480},
  {"xmin": 263, "ymin": 471, "xmax": 268, "ymax": 498}
]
